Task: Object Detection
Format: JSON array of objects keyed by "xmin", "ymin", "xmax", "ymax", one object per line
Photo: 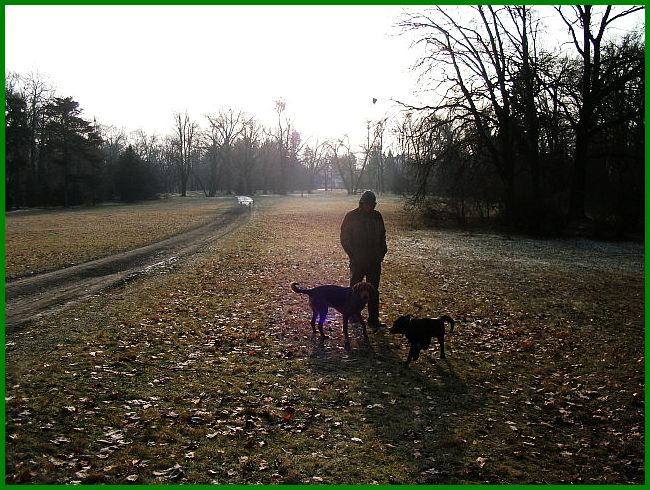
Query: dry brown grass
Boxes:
[
  {"xmin": 5, "ymin": 194, "xmax": 232, "ymax": 279},
  {"xmin": 5, "ymin": 191, "xmax": 644, "ymax": 484}
]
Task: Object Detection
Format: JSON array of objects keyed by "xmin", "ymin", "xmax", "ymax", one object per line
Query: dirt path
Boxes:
[{"xmin": 5, "ymin": 205, "xmax": 250, "ymax": 331}]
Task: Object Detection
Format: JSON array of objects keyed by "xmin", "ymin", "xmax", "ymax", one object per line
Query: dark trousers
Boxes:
[{"xmin": 349, "ymin": 261, "xmax": 381, "ymax": 324}]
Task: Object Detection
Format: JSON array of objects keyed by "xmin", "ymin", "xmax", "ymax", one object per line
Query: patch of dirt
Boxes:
[{"xmin": 5, "ymin": 205, "xmax": 250, "ymax": 331}]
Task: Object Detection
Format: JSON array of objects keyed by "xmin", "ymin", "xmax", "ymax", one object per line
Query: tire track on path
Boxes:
[{"xmin": 5, "ymin": 205, "xmax": 250, "ymax": 332}]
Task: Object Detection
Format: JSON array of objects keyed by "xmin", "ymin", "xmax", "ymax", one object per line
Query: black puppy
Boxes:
[{"xmin": 390, "ymin": 314, "xmax": 455, "ymax": 364}]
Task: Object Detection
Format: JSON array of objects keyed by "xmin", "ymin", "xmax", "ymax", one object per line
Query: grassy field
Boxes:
[
  {"xmin": 4, "ymin": 192, "xmax": 645, "ymax": 484},
  {"xmin": 5, "ymin": 194, "xmax": 233, "ymax": 279}
]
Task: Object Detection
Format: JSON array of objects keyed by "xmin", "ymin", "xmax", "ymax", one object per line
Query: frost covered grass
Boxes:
[
  {"xmin": 4, "ymin": 193, "xmax": 233, "ymax": 279},
  {"xmin": 5, "ymin": 192, "xmax": 644, "ymax": 484}
]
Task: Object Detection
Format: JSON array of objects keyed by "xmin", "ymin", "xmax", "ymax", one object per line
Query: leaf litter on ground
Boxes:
[{"xmin": 5, "ymin": 192, "xmax": 644, "ymax": 484}]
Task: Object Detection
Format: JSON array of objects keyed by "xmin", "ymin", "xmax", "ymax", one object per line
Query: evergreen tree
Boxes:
[
  {"xmin": 114, "ymin": 145, "xmax": 159, "ymax": 202},
  {"xmin": 5, "ymin": 88, "xmax": 30, "ymax": 209},
  {"xmin": 39, "ymin": 96, "xmax": 103, "ymax": 206}
]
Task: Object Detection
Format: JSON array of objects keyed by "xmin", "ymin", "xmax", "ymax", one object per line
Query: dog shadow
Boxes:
[{"xmin": 304, "ymin": 326, "xmax": 482, "ymax": 483}]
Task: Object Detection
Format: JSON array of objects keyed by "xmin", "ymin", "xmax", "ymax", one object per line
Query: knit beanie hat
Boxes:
[{"xmin": 359, "ymin": 190, "xmax": 377, "ymax": 204}]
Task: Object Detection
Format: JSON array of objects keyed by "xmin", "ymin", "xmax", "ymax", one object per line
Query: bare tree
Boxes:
[
  {"xmin": 504, "ymin": 6, "xmax": 544, "ymax": 222},
  {"xmin": 204, "ymin": 108, "xmax": 245, "ymax": 196},
  {"xmin": 275, "ymin": 98, "xmax": 291, "ymax": 194},
  {"xmin": 325, "ymin": 136, "xmax": 356, "ymax": 194},
  {"xmin": 301, "ymin": 139, "xmax": 327, "ymax": 193},
  {"xmin": 131, "ymin": 129, "xmax": 159, "ymax": 165},
  {"xmin": 358, "ymin": 118, "xmax": 388, "ymax": 194},
  {"xmin": 18, "ymin": 71, "xmax": 53, "ymax": 197},
  {"xmin": 396, "ymin": 111, "xmax": 463, "ymax": 202},
  {"xmin": 399, "ymin": 5, "xmax": 534, "ymax": 221},
  {"xmin": 555, "ymin": 4, "xmax": 644, "ymax": 220},
  {"xmin": 100, "ymin": 125, "xmax": 127, "ymax": 161},
  {"xmin": 172, "ymin": 111, "xmax": 198, "ymax": 196},
  {"xmin": 159, "ymin": 136, "xmax": 179, "ymax": 194},
  {"xmin": 234, "ymin": 116, "xmax": 262, "ymax": 195},
  {"xmin": 97, "ymin": 125, "xmax": 127, "ymax": 199}
]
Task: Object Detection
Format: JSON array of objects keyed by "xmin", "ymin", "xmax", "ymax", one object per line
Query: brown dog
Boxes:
[
  {"xmin": 290, "ymin": 281, "xmax": 376, "ymax": 348},
  {"xmin": 390, "ymin": 314, "xmax": 455, "ymax": 364}
]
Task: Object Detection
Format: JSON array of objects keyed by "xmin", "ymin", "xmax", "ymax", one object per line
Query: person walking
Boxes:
[{"xmin": 340, "ymin": 190, "xmax": 387, "ymax": 329}]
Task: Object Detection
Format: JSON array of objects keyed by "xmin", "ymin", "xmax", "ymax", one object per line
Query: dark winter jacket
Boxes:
[{"xmin": 340, "ymin": 206, "xmax": 387, "ymax": 265}]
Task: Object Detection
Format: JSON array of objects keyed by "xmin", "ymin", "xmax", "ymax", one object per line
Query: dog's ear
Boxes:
[{"xmin": 354, "ymin": 282, "xmax": 374, "ymax": 304}]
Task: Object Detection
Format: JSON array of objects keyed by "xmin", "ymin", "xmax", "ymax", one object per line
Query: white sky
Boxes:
[
  {"xmin": 5, "ymin": 5, "xmax": 422, "ymax": 148},
  {"xmin": 5, "ymin": 5, "xmax": 644, "ymax": 150}
]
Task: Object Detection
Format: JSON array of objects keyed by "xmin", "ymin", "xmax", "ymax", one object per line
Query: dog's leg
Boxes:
[
  {"xmin": 405, "ymin": 344, "xmax": 421, "ymax": 365},
  {"xmin": 343, "ymin": 315, "xmax": 351, "ymax": 350},
  {"xmin": 310, "ymin": 309, "xmax": 318, "ymax": 334},
  {"xmin": 412, "ymin": 345, "xmax": 421, "ymax": 362},
  {"xmin": 360, "ymin": 317, "xmax": 369, "ymax": 340},
  {"xmin": 405, "ymin": 348, "xmax": 414, "ymax": 365},
  {"xmin": 317, "ymin": 307, "xmax": 327, "ymax": 337}
]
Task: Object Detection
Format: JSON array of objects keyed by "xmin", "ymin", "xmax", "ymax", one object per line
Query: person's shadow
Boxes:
[{"xmin": 305, "ymin": 325, "xmax": 482, "ymax": 484}]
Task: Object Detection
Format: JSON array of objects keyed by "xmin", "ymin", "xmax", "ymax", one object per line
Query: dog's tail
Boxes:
[
  {"xmin": 439, "ymin": 315, "xmax": 455, "ymax": 333},
  {"xmin": 290, "ymin": 282, "xmax": 310, "ymax": 295}
]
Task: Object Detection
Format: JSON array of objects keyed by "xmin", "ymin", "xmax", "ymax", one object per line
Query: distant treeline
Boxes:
[
  {"xmin": 5, "ymin": 6, "xmax": 644, "ymax": 238},
  {"xmin": 4, "ymin": 78, "xmax": 395, "ymax": 208}
]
